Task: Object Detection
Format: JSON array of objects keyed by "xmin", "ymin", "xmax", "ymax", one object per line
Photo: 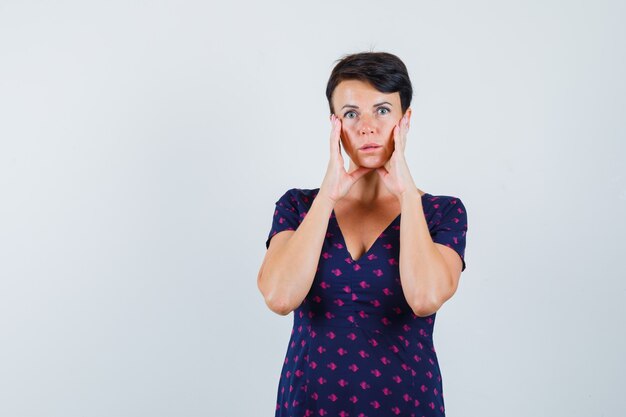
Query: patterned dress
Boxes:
[{"xmin": 265, "ymin": 187, "xmax": 468, "ymax": 417}]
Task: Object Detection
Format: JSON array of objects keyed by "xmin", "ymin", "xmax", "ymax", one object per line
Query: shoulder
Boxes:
[
  {"xmin": 279, "ymin": 187, "xmax": 319, "ymax": 200},
  {"xmin": 275, "ymin": 187, "xmax": 320, "ymax": 210},
  {"xmin": 422, "ymin": 192, "xmax": 467, "ymax": 226},
  {"xmin": 423, "ymin": 192, "xmax": 465, "ymax": 210}
]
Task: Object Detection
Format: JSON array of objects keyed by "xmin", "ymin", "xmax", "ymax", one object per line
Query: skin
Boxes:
[
  {"xmin": 318, "ymin": 79, "xmax": 462, "ymax": 315},
  {"xmin": 257, "ymin": 78, "xmax": 463, "ymax": 316},
  {"xmin": 319, "ymin": 78, "xmax": 422, "ymax": 206},
  {"xmin": 320, "ymin": 80, "xmax": 423, "ymax": 259}
]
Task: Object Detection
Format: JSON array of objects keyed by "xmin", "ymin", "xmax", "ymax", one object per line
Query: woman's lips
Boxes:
[{"xmin": 359, "ymin": 145, "xmax": 382, "ymax": 152}]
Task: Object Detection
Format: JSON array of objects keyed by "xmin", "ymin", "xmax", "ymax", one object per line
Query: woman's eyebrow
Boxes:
[{"xmin": 340, "ymin": 101, "xmax": 393, "ymax": 110}]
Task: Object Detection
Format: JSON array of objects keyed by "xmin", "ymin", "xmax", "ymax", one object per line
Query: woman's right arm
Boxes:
[
  {"xmin": 257, "ymin": 191, "xmax": 335, "ymax": 315},
  {"xmin": 258, "ymin": 114, "xmax": 373, "ymax": 315}
]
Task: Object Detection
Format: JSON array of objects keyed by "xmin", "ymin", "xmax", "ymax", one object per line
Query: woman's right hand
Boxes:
[{"xmin": 319, "ymin": 114, "xmax": 374, "ymax": 203}]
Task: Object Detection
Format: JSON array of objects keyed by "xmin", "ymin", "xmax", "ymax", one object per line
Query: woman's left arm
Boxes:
[
  {"xmin": 376, "ymin": 113, "xmax": 463, "ymax": 317},
  {"xmin": 398, "ymin": 190, "xmax": 463, "ymax": 317}
]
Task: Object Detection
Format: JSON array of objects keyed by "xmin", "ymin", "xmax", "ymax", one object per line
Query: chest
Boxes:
[{"xmin": 333, "ymin": 203, "xmax": 401, "ymax": 262}]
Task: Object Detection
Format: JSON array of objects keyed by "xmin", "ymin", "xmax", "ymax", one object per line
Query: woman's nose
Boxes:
[
  {"xmin": 360, "ymin": 125, "xmax": 374, "ymax": 135},
  {"xmin": 358, "ymin": 116, "xmax": 375, "ymax": 135}
]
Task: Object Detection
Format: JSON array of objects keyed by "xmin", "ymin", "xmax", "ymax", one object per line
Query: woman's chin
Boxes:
[{"xmin": 357, "ymin": 158, "xmax": 388, "ymax": 169}]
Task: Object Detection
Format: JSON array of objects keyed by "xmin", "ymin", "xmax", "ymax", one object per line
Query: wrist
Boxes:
[
  {"xmin": 399, "ymin": 187, "xmax": 421, "ymax": 204},
  {"xmin": 315, "ymin": 188, "xmax": 338, "ymax": 209}
]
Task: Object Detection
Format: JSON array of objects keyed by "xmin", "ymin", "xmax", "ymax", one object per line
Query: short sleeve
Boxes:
[
  {"xmin": 430, "ymin": 197, "xmax": 468, "ymax": 272},
  {"xmin": 265, "ymin": 188, "xmax": 303, "ymax": 249}
]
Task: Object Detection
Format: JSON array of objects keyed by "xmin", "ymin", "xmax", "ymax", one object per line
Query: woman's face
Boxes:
[{"xmin": 331, "ymin": 79, "xmax": 410, "ymax": 169}]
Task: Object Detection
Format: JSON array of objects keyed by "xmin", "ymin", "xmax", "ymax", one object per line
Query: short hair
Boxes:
[{"xmin": 325, "ymin": 51, "xmax": 413, "ymax": 116}]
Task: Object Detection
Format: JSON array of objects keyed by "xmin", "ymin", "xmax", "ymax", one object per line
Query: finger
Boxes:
[
  {"xmin": 347, "ymin": 166, "xmax": 374, "ymax": 182},
  {"xmin": 397, "ymin": 115, "xmax": 407, "ymax": 151},
  {"xmin": 334, "ymin": 116, "xmax": 343, "ymax": 158},
  {"xmin": 403, "ymin": 114, "xmax": 409, "ymax": 138},
  {"xmin": 347, "ymin": 165, "xmax": 372, "ymax": 176},
  {"xmin": 330, "ymin": 114, "xmax": 340, "ymax": 157},
  {"xmin": 403, "ymin": 116, "xmax": 409, "ymax": 150}
]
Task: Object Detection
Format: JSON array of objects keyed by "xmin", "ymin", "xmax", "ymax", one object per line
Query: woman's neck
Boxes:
[{"xmin": 345, "ymin": 166, "xmax": 395, "ymax": 203}]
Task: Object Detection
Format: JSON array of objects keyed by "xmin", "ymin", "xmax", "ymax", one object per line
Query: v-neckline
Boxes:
[
  {"xmin": 331, "ymin": 192, "xmax": 430, "ymax": 263},
  {"xmin": 332, "ymin": 210, "xmax": 400, "ymax": 263}
]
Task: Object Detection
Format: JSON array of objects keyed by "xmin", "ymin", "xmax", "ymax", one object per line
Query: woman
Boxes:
[{"xmin": 258, "ymin": 51, "xmax": 468, "ymax": 417}]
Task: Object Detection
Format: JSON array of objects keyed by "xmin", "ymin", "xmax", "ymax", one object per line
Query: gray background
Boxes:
[{"xmin": 1, "ymin": 1, "xmax": 625, "ymax": 416}]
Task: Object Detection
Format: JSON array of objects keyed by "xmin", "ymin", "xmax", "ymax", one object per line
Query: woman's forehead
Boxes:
[{"xmin": 333, "ymin": 80, "xmax": 400, "ymax": 106}]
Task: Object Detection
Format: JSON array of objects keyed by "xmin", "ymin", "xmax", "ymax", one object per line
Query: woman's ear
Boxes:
[{"xmin": 404, "ymin": 108, "xmax": 412, "ymax": 128}]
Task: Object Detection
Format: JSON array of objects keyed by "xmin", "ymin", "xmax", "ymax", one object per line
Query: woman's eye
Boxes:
[
  {"xmin": 378, "ymin": 107, "xmax": 390, "ymax": 115},
  {"xmin": 344, "ymin": 111, "xmax": 357, "ymax": 119}
]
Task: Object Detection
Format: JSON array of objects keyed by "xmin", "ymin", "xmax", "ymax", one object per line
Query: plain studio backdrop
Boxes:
[{"xmin": 1, "ymin": 1, "xmax": 625, "ymax": 416}]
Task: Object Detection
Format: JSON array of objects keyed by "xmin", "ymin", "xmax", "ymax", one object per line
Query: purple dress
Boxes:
[{"xmin": 265, "ymin": 187, "xmax": 468, "ymax": 417}]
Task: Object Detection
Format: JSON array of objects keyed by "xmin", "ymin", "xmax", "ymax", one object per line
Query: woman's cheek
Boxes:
[
  {"xmin": 340, "ymin": 129, "xmax": 350, "ymax": 148},
  {"xmin": 339, "ymin": 134, "xmax": 350, "ymax": 152}
]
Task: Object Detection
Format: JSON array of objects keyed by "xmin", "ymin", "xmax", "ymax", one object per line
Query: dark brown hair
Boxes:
[{"xmin": 326, "ymin": 51, "xmax": 413, "ymax": 116}]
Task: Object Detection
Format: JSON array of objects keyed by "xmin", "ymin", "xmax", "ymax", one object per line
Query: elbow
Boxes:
[
  {"xmin": 411, "ymin": 305, "xmax": 440, "ymax": 318},
  {"xmin": 266, "ymin": 295, "xmax": 293, "ymax": 316},
  {"xmin": 410, "ymin": 295, "xmax": 442, "ymax": 317},
  {"xmin": 409, "ymin": 274, "xmax": 457, "ymax": 317},
  {"xmin": 258, "ymin": 270, "xmax": 287, "ymax": 315},
  {"xmin": 257, "ymin": 268, "xmax": 300, "ymax": 316},
  {"xmin": 266, "ymin": 284, "xmax": 303, "ymax": 315},
  {"xmin": 260, "ymin": 281, "xmax": 294, "ymax": 316}
]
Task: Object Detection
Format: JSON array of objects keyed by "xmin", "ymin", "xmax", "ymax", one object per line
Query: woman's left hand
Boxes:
[{"xmin": 376, "ymin": 113, "xmax": 418, "ymax": 200}]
